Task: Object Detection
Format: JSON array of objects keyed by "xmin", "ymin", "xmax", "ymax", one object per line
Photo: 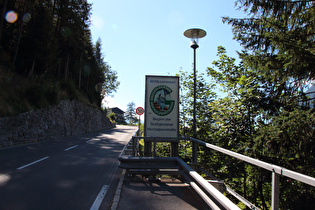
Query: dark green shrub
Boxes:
[
  {"xmin": 25, "ymin": 84, "xmax": 47, "ymax": 108},
  {"xmin": 45, "ymin": 84, "xmax": 59, "ymax": 105}
]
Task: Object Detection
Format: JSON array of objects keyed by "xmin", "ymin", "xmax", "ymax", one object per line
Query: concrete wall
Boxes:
[{"xmin": 0, "ymin": 100, "xmax": 115, "ymax": 147}]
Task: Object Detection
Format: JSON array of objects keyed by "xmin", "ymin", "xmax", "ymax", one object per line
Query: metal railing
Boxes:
[
  {"xmin": 119, "ymin": 134, "xmax": 315, "ymax": 210},
  {"xmin": 189, "ymin": 137, "xmax": 315, "ymax": 209},
  {"xmin": 119, "ymin": 139, "xmax": 240, "ymax": 209}
]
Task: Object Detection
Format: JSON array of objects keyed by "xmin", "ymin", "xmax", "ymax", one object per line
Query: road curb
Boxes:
[{"xmin": 111, "ymin": 169, "xmax": 126, "ymax": 210}]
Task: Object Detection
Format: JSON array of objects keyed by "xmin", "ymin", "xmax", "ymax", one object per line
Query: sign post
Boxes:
[
  {"xmin": 136, "ymin": 107, "xmax": 144, "ymax": 135},
  {"xmin": 144, "ymin": 75, "xmax": 179, "ymax": 156}
]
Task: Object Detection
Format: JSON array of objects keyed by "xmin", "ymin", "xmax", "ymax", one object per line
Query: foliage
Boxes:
[
  {"xmin": 0, "ymin": 0, "xmax": 119, "ymax": 116},
  {"xmin": 253, "ymin": 108, "xmax": 315, "ymax": 209},
  {"xmin": 94, "ymin": 38, "xmax": 120, "ymax": 98},
  {"xmin": 178, "ymin": 70, "xmax": 217, "ymax": 140},
  {"xmin": 107, "ymin": 112, "xmax": 116, "ymax": 123},
  {"xmin": 177, "ymin": 43, "xmax": 315, "ymax": 209},
  {"xmin": 101, "ymin": 106, "xmax": 108, "ymax": 115},
  {"xmin": 210, "ymin": 47, "xmax": 314, "ymax": 209},
  {"xmin": 219, "ymin": 2, "xmax": 315, "ymax": 207},
  {"xmin": 223, "ymin": 0, "xmax": 315, "ymax": 84},
  {"xmin": 154, "ymin": 142, "xmax": 171, "ymax": 157},
  {"xmin": 138, "ymin": 123, "xmax": 145, "ymax": 156},
  {"xmin": 125, "ymin": 101, "xmax": 138, "ymax": 125}
]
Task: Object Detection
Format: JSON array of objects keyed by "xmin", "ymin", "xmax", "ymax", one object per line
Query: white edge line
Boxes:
[
  {"xmin": 90, "ymin": 185, "xmax": 109, "ymax": 210},
  {"xmin": 111, "ymin": 169, "xmax": 126, "ymax": 210},
  {"xmin": 64, "ymin": 145, "xmax": 78, "ymax": 151},
  {"xmin": 17, "ymin": 156, "xmax": 49, "ymax": 170}
]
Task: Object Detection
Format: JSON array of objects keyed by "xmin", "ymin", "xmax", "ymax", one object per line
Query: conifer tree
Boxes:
[
  {"xmin": 224, "ymin": 0, "xmax": 315, "ymax": 84},
  {"xmin": 0, "ymin": 0, "xmax": 120, "ymax": 112}
]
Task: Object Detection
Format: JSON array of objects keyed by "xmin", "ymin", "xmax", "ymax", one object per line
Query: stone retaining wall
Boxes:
[{"xmin": 0, "ymin": 100, "xmax": 115, "ymax": 147}]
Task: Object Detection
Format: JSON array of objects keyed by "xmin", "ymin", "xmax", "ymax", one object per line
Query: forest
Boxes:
[
  {"xmin": 0, "ymin": 0, "xmax": 119, "ymax": 116},
  {"xmin": 177, "ymin": 0, "xmax": 315, "ymax": 209}
]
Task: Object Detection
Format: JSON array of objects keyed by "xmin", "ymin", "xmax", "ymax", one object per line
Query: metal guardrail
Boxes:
[
  {"xmin": 190, "ymin": 137, "xmax": 315, "ymax": 210},
  {"xmin": 119, "ymin": 133, "xmax": 315, "ymax": 210},
  {"xmin": 191, "ymin": 137, "xmax": 315, "ymax": 187},
  {"xmin": 176, "ymin": 157, "xmax": 240, "ymax": 210},
  {"xmin": 119, "ymin": 135, "xmax": 240, "ymax": 210},
  {"xmin": 119, "ymin": 156, "xmax": 240, "ymax": 210}
]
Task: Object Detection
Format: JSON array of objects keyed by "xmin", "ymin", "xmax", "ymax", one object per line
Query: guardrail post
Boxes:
[
  {"xmin": 132, "ymin": 136, "xmax": 136, "ymax": 157},
  {"xmin": 153, "ymin": 139, "xmax": 156, "ymax": 157},
  {"xmin": 171, "ymin": 142, "xmax": 178, "ymax": 157},
  {"xmin": 144, "ymin": 141, "xmax": 152, "ymax": 157},
  {"xmin": 271, "ymin": 171, "xmax": 280, "ymax": 210}
]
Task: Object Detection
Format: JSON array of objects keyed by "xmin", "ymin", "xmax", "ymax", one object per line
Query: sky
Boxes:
[{"xmin": 88, "ymin": 0, "xmax": 248, "ymax": 117}]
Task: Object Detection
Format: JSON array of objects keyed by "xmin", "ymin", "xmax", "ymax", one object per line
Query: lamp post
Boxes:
[{"xmin": 184, "ymin": 28, "xmax": 206, "ymax": 164}]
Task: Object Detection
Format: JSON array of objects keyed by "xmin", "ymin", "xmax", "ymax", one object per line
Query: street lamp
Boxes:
[
  {"xmin": 184, "ymin": 28, "xmax": 206, "ymax": 138},
  {"xmin": 184, "ymin": 28, "xmax": 206, "ymax": 164}
]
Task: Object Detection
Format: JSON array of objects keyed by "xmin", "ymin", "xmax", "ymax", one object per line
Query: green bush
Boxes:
[
  {"xmin": 108, "ymin": 112, "xmax": 116, "ymax": 123},
  {"xmin": 60, "ymin": 81, "xmax": 79, "ymax": 100},
  {"xmin": 45, "ymin": 84, "xmax": 59, "ymax": 105},
  {"xmin": 26, "ymin": 84, "xmax": 48, "ymax": 108}
]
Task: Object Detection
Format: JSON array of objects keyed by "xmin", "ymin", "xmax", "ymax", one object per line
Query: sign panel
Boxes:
[
  {"xmin": 144, "ymin": 75, "xmax": 179, "ymax": 138},
  {"xmin": 136, "ymin": 107, "xmax": 144, "ymax": 115}
]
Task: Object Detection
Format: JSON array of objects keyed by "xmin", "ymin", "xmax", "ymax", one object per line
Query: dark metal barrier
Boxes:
[{"xmin": 119, "ymin": 133, "xmax": 315, "ymax": 210}]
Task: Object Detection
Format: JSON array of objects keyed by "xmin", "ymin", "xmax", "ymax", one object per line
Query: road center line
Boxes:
[
  {"xmin": 17, "ymin": 156, "xmax": 49, "ymax": 170},
  {"xmin": 90, "ymin": 185, "xmax": 109, "ymax": 210},
  {"xmin": 64, "ymin": 145, "xmax": 78, "ymax": 151}
]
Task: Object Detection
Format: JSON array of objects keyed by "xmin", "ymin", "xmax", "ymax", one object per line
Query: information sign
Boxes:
[{"xmin": 144, "ymin": 75, "xmax": 179, "ymax": 138}]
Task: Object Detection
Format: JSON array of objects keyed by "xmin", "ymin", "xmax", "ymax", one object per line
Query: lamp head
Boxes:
[{"xmin": 184, "ymin": 28, "xmax": 206, "ymax": 49}]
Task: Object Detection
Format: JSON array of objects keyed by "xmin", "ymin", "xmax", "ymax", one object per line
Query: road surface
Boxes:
[{"xmin": 0, "ymin": 125, "xmax": 137, "ymax": 210}]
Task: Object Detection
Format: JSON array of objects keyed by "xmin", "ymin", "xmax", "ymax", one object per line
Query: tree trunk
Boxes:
[
  {"xmin": 0, "ymin": 0, "xmax": 8, "ymax": 44},
  {"xmin": 258, "ymin": 180, "xmax": 268, "ymax": 209},
  {"xmin": 13, "ymin": 19, "xmax": 24, "ymax": 65},
  {"xmin": 13, "ymin": 0, "xmax": 28, "ymax": 65},
  {"xmin": 28, "ymin": 57, "xmax": 36, "ymax": 77},
  {"xmin": 253, "ymin": 180, "xmax": 257, "ymax": 206},
  {"xmin": 243, "ymin": 167, "xmax": 247, "ymax": 198},
  {"xmin": 86, "ymin": 70, "xmax": 89, "ymax": 92},
  {"xmin": 64, "ymin": 54, "xmax": 70, "ymax": 81},
  {"xmin": 79, "ymin": 53, "xmax": 82, "ymax": 88}
]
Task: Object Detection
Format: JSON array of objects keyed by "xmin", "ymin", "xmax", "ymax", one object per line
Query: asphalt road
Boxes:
[{"xmin": 0, "ymin": 125, "xmax": 137, "ymax": 210}]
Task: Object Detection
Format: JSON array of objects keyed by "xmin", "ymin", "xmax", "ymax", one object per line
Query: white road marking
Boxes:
[
  {"xmin": 64, "ymin": 145, "xmax": 78, "ymax": 151},
  {"xmin": 0, "ymin": 173, "xmax": 11, "ymax": 186},
  {"xmin": 111, "ymin": 169, "xmax": 126, "ymax": 210},
  {"xmin": 17, "ymin": 156, "xmax": 49, "ymax": 170},
  {"xmin": 90, "ymin": 185, "xmax": 109, "ymax": 210}
]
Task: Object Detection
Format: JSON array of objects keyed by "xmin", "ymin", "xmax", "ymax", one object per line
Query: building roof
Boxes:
[{"xmin": 109, "ymin": 107, "xmax": 125, "ymax": 114}]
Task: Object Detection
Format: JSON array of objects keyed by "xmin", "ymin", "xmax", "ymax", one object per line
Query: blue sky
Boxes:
[{"xmin": 88, "ymin": 0, "xmax": 247, "ymax": 115}]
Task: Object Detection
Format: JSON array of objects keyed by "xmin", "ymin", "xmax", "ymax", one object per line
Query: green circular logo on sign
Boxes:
[{"xmin": 150, "ymin": 85, "xmax": 175, "ymax": 116}]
